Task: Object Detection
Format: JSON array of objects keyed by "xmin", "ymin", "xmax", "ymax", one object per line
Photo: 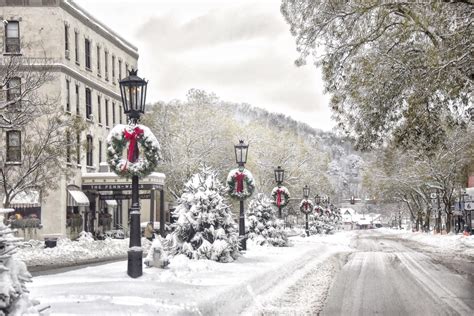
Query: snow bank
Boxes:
[
  {"xmin": 378, "ymin": 228, "xmax": 474, "ymax": 256},
  {"xmin": 15, "ymin": 234, "xmax": 152, "ymax": 267}
]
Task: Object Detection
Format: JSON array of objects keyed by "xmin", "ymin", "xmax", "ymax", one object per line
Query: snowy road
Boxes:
[
  {"xmin": 25, "ymin": 230, "xmax": 474, "ymax": 315},
  {"xmin": 322, "ymin": 231, "xmax": 474, "ymax": 316}
]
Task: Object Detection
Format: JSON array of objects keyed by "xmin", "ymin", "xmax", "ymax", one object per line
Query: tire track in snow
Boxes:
[{"xmin": 247, "ymin": 251, "xmax": 351, "ymax": 315}]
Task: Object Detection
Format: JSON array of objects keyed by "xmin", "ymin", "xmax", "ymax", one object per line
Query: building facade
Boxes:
[{"xmin": 0, "ymin": 0, "xmax": 166, "ymax": 240}]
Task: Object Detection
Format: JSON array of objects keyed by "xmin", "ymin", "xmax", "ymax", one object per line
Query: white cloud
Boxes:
[{"xmin": 74, "ymin": 0, "xmax": 335, "ymax": 131}]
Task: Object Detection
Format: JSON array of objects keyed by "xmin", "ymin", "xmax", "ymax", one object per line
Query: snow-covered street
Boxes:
[
  {"xmin": 27, "ymin": 232, "xmax": 353, "ymax": 315},
  {"xmin": 323, "ymin": 230, "xmax": 474, "ymax": 316},
  {"xmin": 25, "ymin": 229, "xmax": 474, "ymax": 315}
]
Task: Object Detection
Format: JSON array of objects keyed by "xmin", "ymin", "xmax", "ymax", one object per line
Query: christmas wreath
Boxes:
[
  {"xmin": 299, "ymin": 199, "xmax": 314, "ymax": 214},
  {"xmin": 226, "ymin": 168, "xmax": 255, "ymax": 200},
  {"xmin": 271, "ymin": 186, "xmax": 290, "ymax": 208},
  {"xmin": 106, "ymin": 124, "xmax": 161, "ymax": 178}
]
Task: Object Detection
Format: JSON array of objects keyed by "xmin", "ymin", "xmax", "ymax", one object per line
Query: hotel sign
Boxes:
[
  {"xmin": 82, "ymin": 183, "xmax": 163, "ymax": 191},
  {"xmin": 99, "ymin": 193, "xmax": 151, "ymax": 200}
]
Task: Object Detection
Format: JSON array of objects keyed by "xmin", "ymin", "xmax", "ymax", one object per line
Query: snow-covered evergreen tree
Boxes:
[
  {"xmin": 0, "ymin": 212, "xmax": 39, "ymax": 315},
  {"xmin": 247, "ymin": 194, "xmax": 289, "ymax": 247},
  {"xmin": 169, "ymin": 167, "xmax": 240, "ymax": 262}
]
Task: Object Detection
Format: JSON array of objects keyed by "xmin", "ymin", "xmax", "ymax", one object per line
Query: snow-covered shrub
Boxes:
[
  {"xmin": 169, "ymin": 167, "xmax": 240, "ymax": 263},
  {"xmin": 247, "ymin": 194, "xmax": 289, "ymax": 247},
  {"xmin": 0, "ymin": 219, "xmax": 39, "ymax": 315}
]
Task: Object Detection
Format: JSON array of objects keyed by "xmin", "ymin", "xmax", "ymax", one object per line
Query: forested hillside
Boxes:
[{"xmin": 143, "ymin": 89, "xmax": 365, "ymax": 203}]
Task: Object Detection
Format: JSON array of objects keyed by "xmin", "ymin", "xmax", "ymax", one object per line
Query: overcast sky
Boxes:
[{"xmin": 75, "ymin": 0, "xmax": 334, "ymax": 131}]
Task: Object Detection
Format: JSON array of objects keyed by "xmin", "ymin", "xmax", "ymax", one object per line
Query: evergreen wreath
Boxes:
[
  {"xmin": 299, "ymin": 199, "xmax": 314, "ymax": 214},
  {"xmin": 106, "ymin": 124, "xmax": 161, "ymax": 178},
  {"xmin": 271, "ymin": 186, "xmax": 290, "ymax": 208},
  {"xmin": 226, "ymin": 168, "xmax": 255, "ymax": 200}
]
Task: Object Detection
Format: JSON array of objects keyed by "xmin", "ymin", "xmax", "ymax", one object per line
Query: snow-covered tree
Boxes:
[
  {"xmin": 169, "ymin": 167, "xmax": 240, "ymax": 262},
  {"xmin": 281, "ymin": 0, "xmax": 473, "ymax": 150},
  {"xmin": 246, "ymin": 194, "xmax": 289, "ymax": 247},
  {"xmin": 0, "ymin": 213, "xmax": 39, "ymax": 315}
]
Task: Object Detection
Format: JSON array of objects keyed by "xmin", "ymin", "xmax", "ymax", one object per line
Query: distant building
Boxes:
[{"xmin": 340, "ymin": 208, "xmax": 382, "ymax": 230}]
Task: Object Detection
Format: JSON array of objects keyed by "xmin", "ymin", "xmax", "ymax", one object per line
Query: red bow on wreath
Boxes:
[
  {"xmin": 235, "ymin": 172, "xmax": 245, "ymax": 193},
  {"xmin": 276, "ymin": 189, "xmax": 282, "ymax": 207},
  {"xmin": 303, "ymin": 201, "xmax": 309, "ymax": 210},
  {"xmin": 124, "ymin": 126, "xmax": 144, "ymax": 163}
]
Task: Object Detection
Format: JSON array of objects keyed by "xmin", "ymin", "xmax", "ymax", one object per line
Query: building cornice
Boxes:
[
  {"xmin": 56, "ymin": 63, "xmax": 122, "ymax": 100},
  {"xmin": 59, "ymin": 0, "xmax": 139, "ymax": 60}
]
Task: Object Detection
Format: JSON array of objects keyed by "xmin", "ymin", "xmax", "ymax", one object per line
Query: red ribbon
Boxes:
[
  {"xmin": 304, "ymin": 201, "xmax": 309, "ymax": 210},
  {"xmin": 276, "ymin": 189, "xmax": 282, "ymax": 207},
  {"xmin": 124, "ymin": 126, "xmax": 144, "ymax": 163},
  {"xmin": 235, "ymin": 172, "xmax": 245, "ymax": 193}
]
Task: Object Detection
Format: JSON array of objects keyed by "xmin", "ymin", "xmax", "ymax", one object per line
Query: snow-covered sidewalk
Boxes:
[
  {"xmin": 14, "ymin": 233, "xmax": 152, "ymax": 269},
  {"xmin": 376, "ymin": 228, "xmax": 474, "ymax": 257},
  {"xmin": 28, "ymin": 231, "xmax": 356, "ymax": 315}
]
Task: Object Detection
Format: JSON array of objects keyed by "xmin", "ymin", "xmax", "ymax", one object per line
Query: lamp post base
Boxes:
[{"xmin": 127, "ymin": 248, "xmax": 143, "ymax": 278}]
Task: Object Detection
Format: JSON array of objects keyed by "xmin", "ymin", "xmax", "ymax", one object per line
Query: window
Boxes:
[
  {"xmin": 64, "ymin": 24, "xmax": 69, "ymax": 55},
  {"xmin": 66, "ymin": 79, "xmax": 70, "ymax": 112},
  {"xmin": 75, "ymin": 84, "xmax": 80, "ymax": 114},
  {"xmin": 74, "ymin": 31, "xmax": 79, "ymax": 63},
  {"xmin": 86, "ymin": 135, "xmax": 93, "ymax": 166},
  {"xmin": 96, "ymin": 45, "xmax": 101, "ymax": 75},
  {"xmin": 104, "ymin": 50, "xmax": 109, "ymax": 80},
  {"xmin": 112, "ymin": 55, "xmax": 116, "ymax": 81},
  {"xmin": 5, "ymin": 21, "xmax": 20, "ymax": 53},
  {"xmin": 118, "ymin": 59, "xmax": 122, "ymax": 79},
  {"xmin": 85, "ymin": 39, "xmax": 91, "ymax": 69},
  {"xmin": 6, "ymin": 130, "xmax": 21, "ymax": 162},
  {"xmin": 97, "ymin": 95, "xmax": 102, "ymax": 124},
  {"xmin": 125, "ymin": 63, "xmax": 129, "ymax": 76},
  {"xmin": 66, "ymin": 130, "xmax": 71, "ymax": 163},
  {"xmin": 105, "ymin": 99, "xmax": 109, "ymax": 126},
  {"xmin": 119, "ymin": 105, "xmax": 123, "ymax": 124},
  {"xmin": 7, "ymin": 77, "xmax": 21, "ymax": 111},
  {"xmin": 98, "ymin": 140, "xmax": 102, "ymax": 163},
  {"xmin": 85, "ymin": 88, "xmax": 92, "ymax": 119},
  {"xmin": 76, "ymin": 133, "xmax": 81, "ymax": 164},
  {"xmin": 112, "ymin": 102, "xmax": 116, "ymax": 125}
]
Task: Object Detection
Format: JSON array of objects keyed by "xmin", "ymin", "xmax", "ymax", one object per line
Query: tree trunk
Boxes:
[
  {"xmin": 425, "ymin": 209, "xmax": 431, "ymax": 232},
  {"xmin": 446, "ymin": 212, "xmax": 452, "ymax": 234}
]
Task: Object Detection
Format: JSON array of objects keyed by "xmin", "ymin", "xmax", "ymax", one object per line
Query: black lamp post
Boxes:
[
  {"xmin": 119, "ymin": 69, "xmax": 148, "ymax": 278},
  {"xmin": 235, "ymin": 140, "xmax": 249, "ymax": 250},
  {"xmin": 303, "ymin": 185, "xmax": 310, "ymax": 236},
  {"xmin": 274, "ymin": 166, "xmax": 284, "ymax": 218},
  {"xmin": 314, "ymin": 194, "xmax": 321, "ymax": 206}
]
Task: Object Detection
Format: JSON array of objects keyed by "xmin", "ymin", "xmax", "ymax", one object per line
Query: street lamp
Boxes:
[
  {"xmin": 302, "ymin": 185, "xmax": 310, "ymax": 236},
  {"xmin": 303, "ymin": 185, "xmax": 310, "ymax": 199},
  {"xmin": 314, "ymin": 194, "xmax": 321, "ymax": 205},
  {"xmin": 274, "ymin": 166, "xmax": 284, "ymax": 185},
  {"xmin": 234, "ymin": 140, "xmax": 248, "ymax": 167},
  {"xmin": 119, "ymin": 69, "xmax": 148, "ymax": 278},
  {"xmin": 235, "ymin": 140, "xmax": 249, "ymax": 250},
  {"xmin": 274, "ymin": 166, "xmax": 284, "ymax": 218}
]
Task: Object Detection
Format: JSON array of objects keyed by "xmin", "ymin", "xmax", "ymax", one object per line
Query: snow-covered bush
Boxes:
[
  {"xmin": 169, "ymin": 167, "xmax": 240, "ymax": 262},
  {"xmin": 247, "ymin": 194, "xmax": 289, "ymax": 247},
  {"xmin": 0, "ymin": 218, "xmax": 39, "ymax": 315}
]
